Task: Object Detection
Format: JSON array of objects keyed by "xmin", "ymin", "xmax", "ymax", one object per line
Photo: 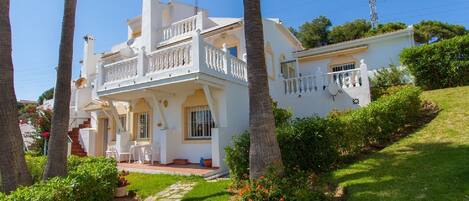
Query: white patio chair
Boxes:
[
  {"xmin": 105, "ymin": 144, "xmax": 116, "ymax": 159},
  {"xmin": 142, "ymin": 145, "xmax": 153, "ymax": 165},
  {"xmin": 115, "ymin": 148, "xmax": 132, "ymax": 163}
]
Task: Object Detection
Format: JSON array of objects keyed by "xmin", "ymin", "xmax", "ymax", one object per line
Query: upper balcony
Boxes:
[{"xmin": 96, "ymin": 31, "xmax": 247, "ymax": 96}]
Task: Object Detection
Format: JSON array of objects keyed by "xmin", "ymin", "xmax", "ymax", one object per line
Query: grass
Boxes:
[
  {"xmin": 182, "ymin": 180, "xmax": 233, "ymax": 201},
  {"xmin": 126, "ymin": 173, "xmax": 198, "ymax": 199},
  {"xmin": 125, "ymin": 173, "xmax": 232, "ymax": 200},
  {"xmin": 329, "ymin": 86, "xmax": 469, "ymax": 201}
]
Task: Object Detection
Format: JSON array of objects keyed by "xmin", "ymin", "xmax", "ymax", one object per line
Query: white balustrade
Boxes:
[
  {"xmin": 102, "ymin": 57, "xmax": 138, "ymax": 84},
  {"xmin": 284, "ymin": 68, "xmax": 363, "ymax": 95},
  {"xmin": 98, "ymin": 33, "xmax": 248, "ymax": 92},
  {"xmin": 230, "ymin": 57, "xmax": 247, "ymax": 81},
  {"xmin": 204, "ymin": 44, "xmax": 226, "ymax": 73},
  {"xmin": 203, "ymin": 43, "xmax": 248, "ymax": 81},
  {"xmin": 161, "ymin": 16, "xmax": 197, "ymax": 42},
  {"xmin": 146, "ymin": 42, "xmax": 192, "ymax": 74},
  {"xmin": 327, "ymin": 68, "xmax": 362, "ymax": 89},
  {"xmin": 284, "ymin": 75, "xmax": 322, "ymax": 95}
]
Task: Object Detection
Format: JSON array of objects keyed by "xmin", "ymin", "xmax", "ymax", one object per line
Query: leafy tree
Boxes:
[
  {"xmin": 366, "ymin": 22, "xmax": 407, "ymax": 36},
  {"xmin": 295, "ymin": 16, "xmax": 332, "ymax": 48},
  {"xmin": 328, "ymin": 19, "xmax": 372, "ymax": 44},
  {"xmin": 414, "ymin": 20, "xmax": 467, "ymax": 44},
  {"xmin": 243, "ymin": 0, "xmax": 284, "ymax": 179},
  {"xmin": 37, "ymin": 88, "xmax": 54, "ymax": 105},
  {"xmin": 0, "ymin": 0, "xmax": 33, "ymax": 192}
]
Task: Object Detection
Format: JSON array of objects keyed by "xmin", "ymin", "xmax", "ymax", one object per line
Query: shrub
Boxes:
[
  {"xmin": 400, "ymin": 34, "xmax": 469, "ymax": 89},
  {"xmin": 239, "ymin": 170, "xmax": 327, "ymax": 201},
  {"xmin": 25, "ymin": 155, "xmax": 47, "ymax": 182},
  {"xmin": 273, "ymin": 101, "xmax": 293, "ymax": 127},
  {"xmin": 226, "ymin": 86, "xmax": 423, "ymax": 182},
  {"xmin": 277, "ymin": 117, "xmax": 338, "ymax": 173},
  {"xmin": 225, "ymin": 131, "xmax": 250, "ymax": 187},
  {"xmin": 68, "ymin": 158, "xmax": 118, "ymax": 201},
  {"xmin": 336, "ymin": 86, "xmax": 422, "ymax": 156},
  {"xmin": 3, "ymin": 157, "xmax": 117, "ymax": 201},
  {"xmin": 370, "ymin": 65, "xmax": 411, "ymax": 100}
]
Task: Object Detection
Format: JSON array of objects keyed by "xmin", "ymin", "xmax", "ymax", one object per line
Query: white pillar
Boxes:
[
  {"xmin": 142, "ymin": 0, "xmax": 163, "ymax": 51},
  {"xmin": 159, "ymin": 129, "xmax": 170, "ymax": 164},
  {"xmin": 192, "ymin": 29, "xmax": 204, "ymax": 72},
  {"xmin": 360, "ymin": 59, "xmax": 371, "ymax": 104},
  {"xmin": 211, "ymin": 128, "xmax": 221, "ymax": 167},
  {"xmin": 137, "ymin": 47, "xmax": 147, "ymax": 78}
]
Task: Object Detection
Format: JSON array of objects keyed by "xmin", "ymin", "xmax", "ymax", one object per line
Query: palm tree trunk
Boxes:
[
  {"xmin": 0, "ymin": 0, "xmax": 33, "ymax": 192},
  {"xmin": 43, "ymin": 0, "xmax": 77, "ymax": 179},
  {"xmin": 243, "ymin": 0, "xmax": 284, "ymax": 179}
]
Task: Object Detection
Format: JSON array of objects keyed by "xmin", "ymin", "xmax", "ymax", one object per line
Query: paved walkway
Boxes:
[
  {"xmin": 144, "ymin": 182, "xmax": 196, "ymax": 201},
  {"xmin": 118, "ymin": 163, "xmax": 217, "ymax": 176}
]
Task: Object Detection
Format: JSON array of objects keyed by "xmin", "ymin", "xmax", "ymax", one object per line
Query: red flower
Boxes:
[{"xmin": 41, "ymin": 131, "xmax": 50, "ymax": 139}]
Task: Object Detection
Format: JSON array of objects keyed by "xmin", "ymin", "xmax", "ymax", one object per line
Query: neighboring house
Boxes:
[{"xmin": 69, "ymin": 0, "xmax": 414, "ymax": 170}]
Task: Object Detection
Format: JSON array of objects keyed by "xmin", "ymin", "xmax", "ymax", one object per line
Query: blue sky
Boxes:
[{"xmin": 11, "ymin": 0, "xmax": 469, "ymax": 101}]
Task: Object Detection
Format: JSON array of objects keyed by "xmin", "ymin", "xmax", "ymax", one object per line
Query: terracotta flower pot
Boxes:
[
  {"xmin": 203, "ymin": 159, "xmax": 212, "ymax": 168},
  {"xmin": 115, "ymin": 186, "xmax": 128, "ymax": 198}
]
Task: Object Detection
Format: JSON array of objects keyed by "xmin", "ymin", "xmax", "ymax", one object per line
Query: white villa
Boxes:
[{"xmin": 69, "ymin": 0, "xmax": 415, "ymax": 171}]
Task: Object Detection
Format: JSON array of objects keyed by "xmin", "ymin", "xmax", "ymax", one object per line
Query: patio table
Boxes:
[{"xmin": 129, "ymin": 144, "xmax": 152, "ymax": 164}]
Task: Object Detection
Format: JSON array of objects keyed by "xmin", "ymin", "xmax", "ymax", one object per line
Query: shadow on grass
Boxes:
[
  {"xmin": 333, "ymin": 142, "xmax": 469, "ymax": 201},
  {"xmin": 182, "ymin": 191, "xmax": 232, "ymax": 201}
]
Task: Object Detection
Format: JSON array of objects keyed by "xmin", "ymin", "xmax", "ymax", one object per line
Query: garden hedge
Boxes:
[
  {"xmin": 400, "ymin": 34, "xmax": 469, "ymax": 89},
  {"xmin": 1, "ymin": 156, "xmax": 117, "ymax": 201},
  {"xmin": 226, "ymin": 86, "xmax": 422, "ymax": 182}
]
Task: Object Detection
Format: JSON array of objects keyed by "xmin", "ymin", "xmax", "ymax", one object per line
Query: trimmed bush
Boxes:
[
  {"xmin": 401, "ymin": 34, "xmax": 469, "ymax": 89},
  {"xmin": 226, "ymin": 86, "xmax": 422, "ymax": 182},
  {"xmin": 335, "ymin": 86, "xmax": 421, "ymax": 156},
  {"xmin": 277, "ymin": 117, "xmax": 338, "ymax": 172},
  {"xmin": 2, "ymin": 157, "xmax": 117, "ymax": 201}
]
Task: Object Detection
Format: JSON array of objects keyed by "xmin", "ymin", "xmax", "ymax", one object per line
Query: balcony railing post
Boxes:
[
  {"xmin": 137, "ymin": 47, "xmax": 147, "ymax": 78},
  {"xmin": 196, "ymin": 11, "xmax": 205, "ymax": 31},
  {"xmin": 192, "ymin": 29, "xmax": 204, "ymax": 72},
  {"xmin": 360, "ymin": 59, "xmax": 371, "ymax": 103},
  {"xmin": 222, "ymin": 43, "xmax": 230, "ymax": 75},
  {"xmin": 97, "ymin": 63, "xmax": 105, "ymax": 89}
]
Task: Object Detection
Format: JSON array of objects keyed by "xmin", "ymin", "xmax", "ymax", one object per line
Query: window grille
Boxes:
[
  {"xmin": 119, "ymin": 116, "xmax": 126, "ymax": 130},
  {"xmin": 331, "ymin": 62, "xmax": 356, "ymax": 72},
  {"xmin": 137, "ymin": 113, "xmax": 149, "ymax": 139},
  {"xmin": 187, "ymin": 106, "xmax": 214, "ymax": 139}
]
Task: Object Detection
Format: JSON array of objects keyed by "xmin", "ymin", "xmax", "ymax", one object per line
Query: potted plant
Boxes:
[
  {"xmin": 115, "ymin": 170, "xmax": 130, "ymax": 198},
  {"xmin": 203, "ymin": 159, "xmax": 212, "ymax": 168}
]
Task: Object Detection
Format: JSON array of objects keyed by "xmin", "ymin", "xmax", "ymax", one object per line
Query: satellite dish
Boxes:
[
  {"xmin": 120, "ymin": 38, "xmax": 137, "ymax": 57},
  {"xmin": 126, "ymin": 38, "xmax": 135, "ymax": 47},
  {"xmin": 327, "ymin": 83, "xmax": 340, "ymax": 101}
]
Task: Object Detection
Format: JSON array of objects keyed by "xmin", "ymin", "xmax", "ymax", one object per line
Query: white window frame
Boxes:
[
  {"xmin": 187, "ymin": 105, "xmax": 214, "ymax": 139},
  {"xmin": 137, "ymin": 112, "xmax": 149, "ymax": 140},
  {"xmin": 281, "ymin": 60, "xmax": 297, "ymax": 79}
]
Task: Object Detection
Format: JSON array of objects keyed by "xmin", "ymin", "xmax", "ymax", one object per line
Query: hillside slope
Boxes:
[{"xmin": 331, "ymin": 86, "xmax": 469, "ymax": 201}]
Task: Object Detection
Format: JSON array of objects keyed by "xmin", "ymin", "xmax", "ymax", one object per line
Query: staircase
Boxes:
[{"xmin": 68, "ymin": 118, "xmax": 91, "ymax": 157}]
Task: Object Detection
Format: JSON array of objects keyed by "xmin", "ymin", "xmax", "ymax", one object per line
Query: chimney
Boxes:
[{"xmin": 82, "ymin": 34, "xmax": 96, "ymax": 78}]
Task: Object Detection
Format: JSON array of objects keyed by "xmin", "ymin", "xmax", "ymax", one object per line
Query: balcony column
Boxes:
[
  {"xmin": 360, "ymin": 59, "xmax": 371, "ymax": 104},
  {"xmin": 192, "ymin": 29, "xmax": 205, "ymax": 72},
  {"xmin": 222, "ymin": 43, "xmax": 230, "ymax": 75},
  {"xmin": 96, "ymin": 63, "xmax": 105, "ymax": 90},
  {"xmin": 137, "ymin": 47, "xmax": 148, "ymax": 79},
  {"xmin": 196, "ymin": 11, "xmax": 206, "ymax": 31}
]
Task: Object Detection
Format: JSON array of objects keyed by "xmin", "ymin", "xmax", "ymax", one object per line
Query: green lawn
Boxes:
[
  {"xmin": 329, "ymin": 86, "xmax": 469, "ymax": 201},
  {"xmin": 125, "ymin": 173, "xmax": 232, "ymax": 200}
]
